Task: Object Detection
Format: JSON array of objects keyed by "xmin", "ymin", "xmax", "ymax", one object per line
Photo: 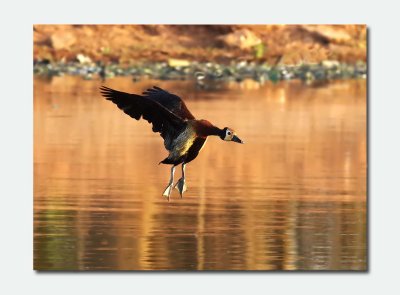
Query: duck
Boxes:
[{"xmin": 100, "ymin": 85, "xmax": 244, "ymax": 200}]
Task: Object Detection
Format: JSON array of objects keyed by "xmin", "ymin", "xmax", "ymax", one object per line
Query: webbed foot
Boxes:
[
  {"xmin": 174, "ymin": 178, "xmax": 187, "ymax": 198},
  {"xmin": 162, "ymin": 184, "xmax": 174, "ymax": 201}
]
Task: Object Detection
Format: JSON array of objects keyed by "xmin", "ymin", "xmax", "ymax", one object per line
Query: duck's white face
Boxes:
[
  {"xmin": 223, "ymin": 128, "xmax": 244, "ymax": 143},
  {"xmin": 223, "ymin": 128, "xmax": 235, "ymax": 141}
]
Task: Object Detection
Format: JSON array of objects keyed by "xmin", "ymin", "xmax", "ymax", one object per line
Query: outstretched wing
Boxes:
[
  {"xmin": 100, "ymin": 86, "xmax": 187, "ymax": 150},
  {"xmin": 142, "ymin": 86, "xmax": 196, "ymax": 120}
]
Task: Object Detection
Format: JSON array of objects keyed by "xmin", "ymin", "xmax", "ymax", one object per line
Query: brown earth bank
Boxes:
[{"xmin": 34, "ymin": 25, "xmax": 366, "ymax": 65}]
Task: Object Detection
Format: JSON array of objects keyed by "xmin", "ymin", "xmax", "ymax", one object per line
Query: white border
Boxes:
[{"xmin": 1, "ymin": 0, "xmax": 399, "ymax": 294}]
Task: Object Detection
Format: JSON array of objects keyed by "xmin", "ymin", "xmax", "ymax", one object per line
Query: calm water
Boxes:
[{"xmin": 34, "ymin": 76, "xmax": 367, "ymax": 270}]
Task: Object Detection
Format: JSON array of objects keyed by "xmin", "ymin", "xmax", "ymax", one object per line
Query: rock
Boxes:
[
  {"xmin": 219, "ymin": 29, "xmax": 262, "ymax": 49},
  {"xmin": 195, "ymin": 72, "xmax": 206, "ymax": 81},
  {"xmin": 321, "ymin": 60, "xmax": 340, "ymax": 68},
  {"xmin": 168, "ymin": 58, "xmax": 190, "ymax": 67},
  {"xmin": 300, "ymin": 25, "xmax": 352, "ymax": 44},
  {"xmin": 50, "ymin": 31, "xmax": 76, "ymax": 50},
  {"xmin": 76, "ymin": 53, "xmax": 92, "ymax": 64}
]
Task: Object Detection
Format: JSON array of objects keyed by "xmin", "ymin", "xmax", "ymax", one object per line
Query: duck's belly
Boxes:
[
  {"xmin": 184, "ymin": 137, "xmax": 207, "ymax": 163},
  {"xmin": 168, "ymin": 125, "xmax": 197, "ymax": 160}
]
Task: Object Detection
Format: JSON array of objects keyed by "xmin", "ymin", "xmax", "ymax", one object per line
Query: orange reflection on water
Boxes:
[{"xmin": 34, "ymin": 76, "xmax": 366, "ymax": 270}]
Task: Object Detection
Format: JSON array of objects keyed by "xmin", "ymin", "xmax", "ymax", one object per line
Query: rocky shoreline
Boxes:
[
  {"xmin": 34, "ymin": 25, "xmax": 367, "ymax": 83},
  {"xmin": 34, "ymin": 60, "xmax": 367, "ymax": 82}
]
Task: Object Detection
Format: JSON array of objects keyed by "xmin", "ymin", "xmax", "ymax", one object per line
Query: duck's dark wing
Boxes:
[
  {"xmin": 100, "ymin": 86, "xmax": 187, "ymax": 150},
  {"xmin": 142, "ymin": 86, "xmax": 195, "ymax": 120}
]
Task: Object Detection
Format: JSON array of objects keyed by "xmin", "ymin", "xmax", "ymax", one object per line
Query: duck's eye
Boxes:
[{"xmin": 227, "ymin": 131, "xmax": 232, "ymax": 135}]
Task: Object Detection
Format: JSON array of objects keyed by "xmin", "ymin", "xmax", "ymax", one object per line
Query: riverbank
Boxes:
[
  {"xmin": 34, "ymin": 25, "xmax": 367, "ymax": 82},
  {"xmin": 34, "ymin": 25, "xmax": 366, "ymax": 64}
]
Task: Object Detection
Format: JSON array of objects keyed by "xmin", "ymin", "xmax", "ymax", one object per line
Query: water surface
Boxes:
[{"xmin": 34, "ymin": 77, "xmax": 367, "ymax": 270}]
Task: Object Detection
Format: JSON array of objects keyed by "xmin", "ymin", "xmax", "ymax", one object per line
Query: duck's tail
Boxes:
[{"xmin": 159, "ymin": 157, "xmax": 175, "ymax": 165}]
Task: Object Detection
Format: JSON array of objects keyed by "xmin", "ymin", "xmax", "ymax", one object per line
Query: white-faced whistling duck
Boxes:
[{"xmin": 100, "ymin": 86, "xmax": 244, "ymax": 200}]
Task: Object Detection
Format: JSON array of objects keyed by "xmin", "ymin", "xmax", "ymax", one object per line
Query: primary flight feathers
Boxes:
[{"xmin": 100, "ymin": 85, "xmax": 190, "ymax": 128}]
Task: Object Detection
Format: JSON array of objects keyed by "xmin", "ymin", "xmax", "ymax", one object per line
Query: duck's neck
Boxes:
[
  {"xmin": 207, "ymin": 125, "xmax": 223, "ymax": 137},
  {"xmin": 196, "ymin": 120, "xmax": 223, "ymax": 138}
]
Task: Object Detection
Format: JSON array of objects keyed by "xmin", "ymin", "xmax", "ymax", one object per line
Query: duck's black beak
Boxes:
[{"xmin": 232, "ymin": 135, "xmax": 244, "ymax": 144}]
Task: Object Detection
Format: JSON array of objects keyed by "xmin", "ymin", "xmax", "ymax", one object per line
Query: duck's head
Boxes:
[{"xmin": 220, "ymin": 127, "xmax": 244, "ymax": 144}]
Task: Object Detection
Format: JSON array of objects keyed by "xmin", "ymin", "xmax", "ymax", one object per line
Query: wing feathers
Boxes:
[
  {"xmin": 100, "ymin": 86, "xmax": 187, "ymax": 150},
  {"xmin": 100, "ymin": 86, "xmax": 184, "ymax": 125},
  {"xmin": 142, "ymin": 86, "xmax": 196, "ymax": 120}
]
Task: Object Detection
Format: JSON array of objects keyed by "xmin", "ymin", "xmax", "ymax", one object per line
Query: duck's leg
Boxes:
[
  {"xmin": 162, "ymin": 165, "xmax": 176, "ymax": 201},
  {"xmin": 174, "ymin": 163, "xmax": 187, "ymax": 198}
]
